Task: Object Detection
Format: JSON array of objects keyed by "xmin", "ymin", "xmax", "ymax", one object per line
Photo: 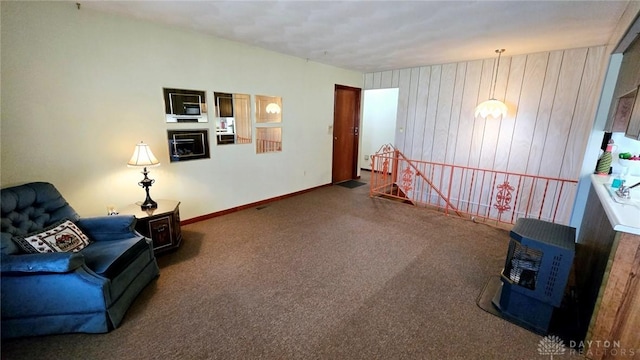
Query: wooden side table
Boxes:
[{"xmin": 120, "ymin": 199, "xmax": 182, "ymax": 255}]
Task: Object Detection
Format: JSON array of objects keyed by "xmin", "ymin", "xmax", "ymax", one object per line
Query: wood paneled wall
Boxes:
[
  {"xmin": 364, "ymin": 47, "xmax": 609, "ymax": 223},
  {"xmin": 365, "ymin": 46, "xmax": 607, "ymax": 178}
]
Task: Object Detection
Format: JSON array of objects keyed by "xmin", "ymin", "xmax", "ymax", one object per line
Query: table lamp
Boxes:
[{"xmin": 127, "ymin": 141, "xmax": 160, "ymax": 210}]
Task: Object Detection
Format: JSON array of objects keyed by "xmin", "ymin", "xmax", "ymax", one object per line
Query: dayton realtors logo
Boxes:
[
  {"xmin": 569, "ymin": 340, "xmax": 636, "ymax": 357},
  {"xmin": 537, "ymin": 336, "xmax": 638, "ymax": 358},
  {"xmin": 538, "ymin": 335, "xmax": 566, "ymax": 359}
]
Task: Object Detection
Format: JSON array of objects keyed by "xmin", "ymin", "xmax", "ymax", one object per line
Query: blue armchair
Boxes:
[{"xmin": 1, "ymin": 182, "xmax": 160, "ymax": 338}]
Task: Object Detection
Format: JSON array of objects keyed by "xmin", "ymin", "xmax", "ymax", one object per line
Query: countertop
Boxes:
[{"xmin": 590, "ymin": 174, "xmax": 640, "ymax": 235}]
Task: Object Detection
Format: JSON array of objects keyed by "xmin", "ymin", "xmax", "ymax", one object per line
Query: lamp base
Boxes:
[
  {"xmin": 138, "ymin": 166, "xmax": 158, "ymax": 211},
  {"xmin": 140, "ymin": 197, "xmax": 157, "ymax": 211}
]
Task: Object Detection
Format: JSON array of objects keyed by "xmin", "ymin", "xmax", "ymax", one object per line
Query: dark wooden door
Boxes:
[{"xmin": 332, "ymin": 85, "xmax": 361, "ymax": 183}]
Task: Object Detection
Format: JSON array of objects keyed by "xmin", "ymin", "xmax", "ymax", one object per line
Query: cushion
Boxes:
[
  {"xmin": 13, "ymin": 220, "xmax": 91, "ymax": 254},
  {"xmin": 1, "ymin": 182, "xmax": 80, "ymax": 237},
  {"xmin": 80, "ymin": 236, "xmax": 149, "ymax": 278},
  {"xmin": 1, "ymin": 232, "xmax": 20, "ymax": 255},
  {"xmin": 1, "ymin": 252, "xmax": 84, "ymax": 273}
]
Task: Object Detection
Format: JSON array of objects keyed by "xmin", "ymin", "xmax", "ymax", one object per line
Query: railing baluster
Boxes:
[
  {"xmin": 476, "ymin": 170, "xmax": 486, "ymax": 218},
  {"xmin": 538, "ymin": 180, "xmax": 550, "ymax": 220},
  {"xmin": 446, "ymin": 166, "xmax": 454, "ymax": 215},
  {"xmin": 488, "ymin": 172, "xmax": 498, "ymax": 220},
  {"xmin": 456, "ymin": 166, "xmax": 465, "ymax": 211},
  {"xmin": 553, "ymin": 181, "xmax": 565, "ymax": 224},
  {"xmin": 510, "ymin": 176, "xmax": 522, "ymax": 224},
  {"xmin": 525, "ymin": 179, "xmax": 535, "ymax": 219},
  {"xmin": 466, "ymin": 170, "xmax": 474, "ymax": 214}
]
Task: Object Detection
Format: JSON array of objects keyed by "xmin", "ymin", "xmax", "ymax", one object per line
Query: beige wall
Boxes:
[{"xmin": 0, "ymin": 2, "xmax": 362, "ymax": 219}]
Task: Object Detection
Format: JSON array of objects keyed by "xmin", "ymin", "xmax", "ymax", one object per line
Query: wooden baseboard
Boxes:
[{"xmin": 181, "ymin": 183, "xmax": 332, "ymax": 225}]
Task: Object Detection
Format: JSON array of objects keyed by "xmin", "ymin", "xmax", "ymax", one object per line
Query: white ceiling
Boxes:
[{"xmin": 81, "ymin": 0, "xmax": 633, "ymax": 73}]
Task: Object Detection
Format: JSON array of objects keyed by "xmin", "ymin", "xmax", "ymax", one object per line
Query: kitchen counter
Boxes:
[
  {"xmin": 590, "ymin": 174, "xmax": 640, "ymax": 235},
  {"xmin": 574, "ymin": 176, "xmax": 640, "ymax": 359}
]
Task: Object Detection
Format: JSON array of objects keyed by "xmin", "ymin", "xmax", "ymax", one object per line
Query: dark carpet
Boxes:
[
  {"xmin": 336, "ymin": 180, "xmax": 367, "ymax": 189},
  {"xmin": 0, "ymin": 171, "xmax": 585, "ymax": 360}
]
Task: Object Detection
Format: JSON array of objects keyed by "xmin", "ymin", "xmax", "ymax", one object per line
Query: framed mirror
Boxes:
[
  {"xmin": 256, "ymin": 127, "xmax": 282, "ymax": 154},
  {"xmin": 213, "ymin": 92, "xmax": 251, "ymax": 145},
  {"xmin": 163, "ymin": 88, "xmax": 208, "ymax": 123},
  {"xmin": 255, "ymin": 95, "xmax": 282, "ymax": 154},
  {"xmin": 167, "ymin": 129, "xmax": 210, "ymax": 162},
  {"xmin": 255, "ymin": 95, "xmax": 282, "ymax": 123}
]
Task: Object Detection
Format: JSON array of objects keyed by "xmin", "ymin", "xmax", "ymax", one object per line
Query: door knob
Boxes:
[{"xmin": 334, "ymin": 137, "xmax": 338, "ymax": 140}]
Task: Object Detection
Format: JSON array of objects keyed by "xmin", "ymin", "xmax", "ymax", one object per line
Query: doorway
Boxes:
[
  {"xmin": 360, "ymin": 88, "xmax": 399, "ymax": 170},
  {"xmin": 332, "ymin": 85, "xmax": 361, "ymax": 183}
]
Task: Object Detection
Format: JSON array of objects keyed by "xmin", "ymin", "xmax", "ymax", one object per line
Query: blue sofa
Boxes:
[{"xmin": 1, "ymin": 182, "xmax": 160, "ymax": 338}]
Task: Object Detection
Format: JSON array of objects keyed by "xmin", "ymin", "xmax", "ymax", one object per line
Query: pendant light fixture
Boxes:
[{"xmin": 475, "ymin": 49, "xmax": 508, "ymax": 119}]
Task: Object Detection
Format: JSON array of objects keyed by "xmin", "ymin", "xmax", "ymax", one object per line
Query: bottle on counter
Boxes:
[{"xmin": 596, "ymin": 139, "xmax": 614, "ymax": 175}]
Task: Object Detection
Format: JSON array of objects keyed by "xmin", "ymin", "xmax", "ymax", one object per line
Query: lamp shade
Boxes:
[
  {"xmin": 266, "ymin": 102, "xmax": 281, "ymax": 114},
  {"xmin": 127, "ymin": 142, "xmax": 160, "ymax": 167},
  {"xmin": 474, "ymin": 99, "xmax": 508, "ymax": 119}
]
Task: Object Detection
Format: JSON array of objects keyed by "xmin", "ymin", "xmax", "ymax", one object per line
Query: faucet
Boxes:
[
  {"xmin": 616, "ymin": 181, "xmax": 640, "ymax": 200},
  {"xmin": 616, "ymin": 184, "xmax": 631, "ymax": 199}
]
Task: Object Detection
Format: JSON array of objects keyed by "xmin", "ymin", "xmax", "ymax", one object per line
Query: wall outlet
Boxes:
[{"xmin": 364, "ymin": 155, "xmax": 369, "ymax": 160}]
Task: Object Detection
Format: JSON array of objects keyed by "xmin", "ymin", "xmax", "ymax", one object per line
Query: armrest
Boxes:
[
  {"xmin": 76, "ymin": 215, "xmax": 139, "ymax": 241},
  {"xmin": 1, "ymin": 252, "xmax": 84, "ymax": 273}
]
